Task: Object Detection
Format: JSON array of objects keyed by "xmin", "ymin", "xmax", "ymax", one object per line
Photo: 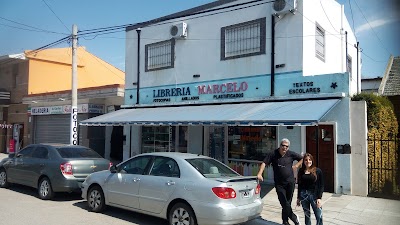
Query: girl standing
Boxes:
[{"xmin": 296, "ymin": 153, "xmax": 324, "ymax": 225}]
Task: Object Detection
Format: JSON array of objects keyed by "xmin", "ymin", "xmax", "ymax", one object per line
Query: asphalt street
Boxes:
[{"xmin": 1, "ymin": 153, "xmax": 400, "ymax": 225}]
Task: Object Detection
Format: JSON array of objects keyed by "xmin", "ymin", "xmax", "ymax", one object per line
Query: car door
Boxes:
[
  {"xmin": 138, "ymin": 156, "xmax": 180, "ymax": 214},
  {"xmin": 27, "ymin": 146, "xmax": 49, "ymax": 187},
  {"xmin": 7, "ymin": 146, "xmax": 36, "ymax": 185},
  {"xmin": 106, "ymin": 155, "xmax": 152, "ymax": 210}
]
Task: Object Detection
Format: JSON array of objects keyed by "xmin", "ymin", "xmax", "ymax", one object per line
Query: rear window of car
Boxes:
[
  {"xmin": 186, "ymin": 158, "xmax": 239, "ymax": 178},
  {"xmin": 56, "ymin": 147, "xmax": 102, "ymax": 158}
]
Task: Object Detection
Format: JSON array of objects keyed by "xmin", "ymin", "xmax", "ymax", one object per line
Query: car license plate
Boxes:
[{"xmin": 241, "ymin": 190, "xmax": 250, "ymax": 198}]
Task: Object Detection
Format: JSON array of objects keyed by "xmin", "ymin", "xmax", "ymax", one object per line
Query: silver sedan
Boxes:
[{"xmin": 81, "ymin": 152, "xmax": 263, "ymax": 225}]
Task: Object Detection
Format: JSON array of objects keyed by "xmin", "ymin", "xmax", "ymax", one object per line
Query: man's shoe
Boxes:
[
  {"xmin": 283, "ymin": 222, "xmax": 290, "ymax": 225},
  {"xmin": 294, "ymin": 213, "xmax": 301, "ymax": 225}
]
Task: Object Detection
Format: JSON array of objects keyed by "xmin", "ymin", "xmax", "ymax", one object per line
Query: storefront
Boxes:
[{"xmin": 80, "ymin": 99, "xmax": 340, "ymax": 185}]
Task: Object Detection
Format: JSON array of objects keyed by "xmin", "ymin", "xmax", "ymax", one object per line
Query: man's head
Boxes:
[{"xmin": 279, "ymin": 138, "xmax": 290, "ymax": 156}]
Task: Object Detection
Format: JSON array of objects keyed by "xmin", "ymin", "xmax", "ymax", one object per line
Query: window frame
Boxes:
[
  {"xmin": 347, "ymin": 54, "xmax": 352, "ymax": 76},
  {"xmin": 315, "ymin": 23, "xmax": 325, "ymax": 62},
  {"xmin": 221, "ymin": 17, "xmax": 266, "ymax": 61},
  {"xmin": 145, "ymin": 39, "xmax": 175, "ymax": 72}
]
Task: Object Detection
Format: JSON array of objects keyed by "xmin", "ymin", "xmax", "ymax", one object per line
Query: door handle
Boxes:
[
  {"xmin": 133, "ymin": 178, "xmax": 140, "ymax": 182},
  {"xmin": 167, "ymin": 181, "xmax": 175, "ymax": 186}
]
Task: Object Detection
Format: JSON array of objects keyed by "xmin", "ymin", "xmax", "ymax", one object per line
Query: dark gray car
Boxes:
[{"xmin": 0, "ymin": 143, "xmax": 111, "ymax": 200}]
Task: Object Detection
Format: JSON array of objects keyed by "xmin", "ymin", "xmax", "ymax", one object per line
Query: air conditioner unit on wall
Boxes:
[
  {"xmin": 170, "ymin": 22, "xmax": 187, "ymax": 38},
  {"xmin": 272, "ymin": 0, "xmax": 297, "ymax": 16}
]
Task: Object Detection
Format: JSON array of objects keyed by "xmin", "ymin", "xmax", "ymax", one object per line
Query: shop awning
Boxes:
[{"xmin": 79, "ymin": 99, "xmax": 340, "ymax": 126}]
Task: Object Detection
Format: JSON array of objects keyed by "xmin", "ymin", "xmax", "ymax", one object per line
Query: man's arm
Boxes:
[
  {"xmin": 257, "ymin": 162, "xmax": 266, "ymax": 181},
  {"xmin": 292, "ymin": 158, "xmax": 303, "ymax": 183}
]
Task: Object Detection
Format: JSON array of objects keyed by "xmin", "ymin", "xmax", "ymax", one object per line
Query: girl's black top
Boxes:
[{"xmin": 297, "ymin": 167, "xmax": 324, "ymax": 199}]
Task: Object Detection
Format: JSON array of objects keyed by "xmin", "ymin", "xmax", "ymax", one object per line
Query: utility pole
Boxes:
[{"xmin": 70, "ymin": 24, "xmax": 78, "ymax": 145}]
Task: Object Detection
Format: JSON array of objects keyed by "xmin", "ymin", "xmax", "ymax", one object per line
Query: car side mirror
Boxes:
[{"xmin": 110, "ymin": 165, "xmax": 118, "ymax": 173}]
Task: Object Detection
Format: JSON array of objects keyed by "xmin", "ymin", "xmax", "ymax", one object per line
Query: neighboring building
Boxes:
[
  {"xmin": 0, "ymin": 47, "xmax": 125, "ymax": 161},
  {"xmin": 361, "ymin": 77, "xmax": 382, "ymax": 94},
  {"xmin": 379, "ymin": 56, "xmax": 400, "ymax": 136},
  {"xmin": 80, "ymin": 0, "xmax": 367, "ymax": 196}
]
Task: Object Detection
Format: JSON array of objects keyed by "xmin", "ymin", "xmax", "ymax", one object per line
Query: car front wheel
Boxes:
[
  {"xmin": 169, "ymin": 202, "xmax": 197, "ymax": 225},
  {"xmin": 88, "ymin": 185, "xmax": 106, "ymax": 212},
  {"xmin": 38, "ymin": 177, "xmax": 54, "ymax": 200},
  {"xmin": 0, "ymin": 168, "xmax": 9, "ymax": 188}
]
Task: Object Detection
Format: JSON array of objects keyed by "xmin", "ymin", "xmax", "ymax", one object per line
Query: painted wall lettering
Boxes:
[{"xmin": 289, "ymin": 81, "xmax": 321, "ymax": 94}]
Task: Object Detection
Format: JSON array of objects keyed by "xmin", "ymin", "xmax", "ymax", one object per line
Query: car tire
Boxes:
[
  {"xmin": 0, "ymin": 168, "xmax": 9, "ymax": 188},
  {"xmin": 38, "ymin": 177, "xmax": 54, "ymax": 200},
  {"xmin": 169, "ymin": 202, "xmax": 197, "ymax": 225},
  {"xmin": 88, "ymin": 185, "xmax": 106, "ymax": 213}
]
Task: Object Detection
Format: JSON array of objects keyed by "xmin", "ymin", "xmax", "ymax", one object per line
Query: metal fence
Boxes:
[{"xmin": 368, "ymin": 134, "xmax": 400, "ymax": 199}]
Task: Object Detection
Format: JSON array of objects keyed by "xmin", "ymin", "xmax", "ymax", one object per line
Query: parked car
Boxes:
[
  {"xmin": 0, "ymin": 143, "xmax": 112, "ymax": 200},
  {"xmin": 81, "ymin": 152, "xmax": 263, "ymax": 225}
]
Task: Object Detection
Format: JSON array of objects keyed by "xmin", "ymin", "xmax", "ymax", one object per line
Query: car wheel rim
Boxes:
[
  {"xmin": 89, "ymin": 190, "xmax": 101, "ymax": 209},
  {"xmin": 171, "ymin": 207, "xmax": 190, "ymax": 225},
  {"xmin": 40, "ymin": 180, "xmax": 49, "ymax": 197},
  {"xmin": 0, "ymin": 172, "xmax": 6, "ymax": 186}
]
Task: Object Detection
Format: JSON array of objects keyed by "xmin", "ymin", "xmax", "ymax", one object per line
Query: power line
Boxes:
[
  {"xmin": 353, "ymin": 0, "xmax": 391, "ymax": 55},
  {"xmin": 348, "ymin": 0, "xmax": 356, "ymax": 38},
  {"xmin": 0, "ymin": 36, "xmax": 70, "ymax": 66},
  {"xmin": 0, "ymin": 16, "xmax": 68, "ymax": 35},
  {"xmin": 320, "ymin": 0, "xmax": 340, "ymax": 33},
  {"xmin": 78, "ymin": 0, "xmax": 273, "ymax": 36},
  {"xmin": 41, "ymin": 0, "xmax": 70, "ymax": 33}
]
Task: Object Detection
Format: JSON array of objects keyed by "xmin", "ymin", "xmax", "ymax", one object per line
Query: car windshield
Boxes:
[
  {"xmin": 56, "ymin": 147, "xmax": 102, "ymax": 158},
  {"xmin": 186, "ymin": 158, "xmax": 239, "ymax": 178}
]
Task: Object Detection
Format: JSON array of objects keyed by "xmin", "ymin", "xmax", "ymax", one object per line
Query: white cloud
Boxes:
[{"xmin": 355, "ymin": 18, "xmax": 397, "ymax": 35}]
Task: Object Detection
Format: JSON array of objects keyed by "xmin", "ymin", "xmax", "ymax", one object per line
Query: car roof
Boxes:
[{"xmin": 139, "ymin": 152, "xmax": 209, "ymax": 159}]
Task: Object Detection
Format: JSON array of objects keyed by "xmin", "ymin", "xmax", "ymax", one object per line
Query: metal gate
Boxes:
[
  {"xmin": 368, "ymin": 134, "xmax": 400, "ymax": 199},
  {"xmin": 33, "ymin": 114, "xmax": 86, "ymax": 144}
]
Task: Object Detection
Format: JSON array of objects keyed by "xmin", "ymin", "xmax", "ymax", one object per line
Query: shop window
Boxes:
[
  {"xmin": 228, "ymin": 126, "xmax": 276, "ymax": 161},
  {"xmin": 221, "ymin": 18, "xmax": 266, "ymax": 60},
  {"xmin": 141, "ymin": 126, "xmax": 175, "ymax": 153},
  {"xmin": 145, "ymin": 39, "xmax": 175, "ymax": 72},
  {"xmin": 178, "ymin": 126, "xmax": 188, "ymax": 153}
]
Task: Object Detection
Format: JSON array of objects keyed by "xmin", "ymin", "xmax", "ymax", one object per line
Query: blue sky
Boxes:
[{"xmin": 0, "ymin": 0, "xmax": 399, "ymax": 78}]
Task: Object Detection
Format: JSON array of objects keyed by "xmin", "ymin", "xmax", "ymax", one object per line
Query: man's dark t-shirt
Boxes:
[{"xmin": 263, "ymin": 148, "xmax": 302, "ymax": 184}]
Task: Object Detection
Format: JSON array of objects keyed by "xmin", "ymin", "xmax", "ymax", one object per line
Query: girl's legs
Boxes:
[
  {"xmin": 310, "ymin": 194, "xmax": 323, "ymax": 225},
  {"xmin": 300, "ymin": 191, "xmax": 312, "ymax": 225}
]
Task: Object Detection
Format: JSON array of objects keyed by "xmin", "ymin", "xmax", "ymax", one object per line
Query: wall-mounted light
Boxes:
[
  {"xmin": 31, "ymin": 101, "xmax": 38, "ymax": 103},
  {"xmin": 193, "ymin": 74, "xmax": 200, "ymax": 78},
  {"xmin": 58, "ymin": 98, "xmax": 65, "ymax": 101}
]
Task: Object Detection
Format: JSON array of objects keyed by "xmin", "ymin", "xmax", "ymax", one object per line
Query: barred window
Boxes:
[
  {"xmin": 145, "ymin": 39, "xmax": 175, "ymax": 72},
  {"xmin": 347, "ymin": 54, "xmax": 352, "ymax": 76},
  {"xmin": 315, "ymin": 24, "xmax": 325, "ymax": 61},
  {"xmin": 221, "ymin": 18, "xmax": 266, "ymax": 60}
]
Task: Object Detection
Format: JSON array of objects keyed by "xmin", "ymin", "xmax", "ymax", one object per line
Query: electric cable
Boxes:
[
  {"xmin": 0, "ymin": 16, "xmax": 68, "ymax": 35},
  {"xmin": 41, "ymin": 0, "xmax": 70, "ymax": 32}
]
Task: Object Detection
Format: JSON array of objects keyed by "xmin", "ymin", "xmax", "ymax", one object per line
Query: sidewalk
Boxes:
[
  {"xmin": 1, "ymin": 152, "xmax": 399, "ymax": 225},
  {"xmin": 250, "ymin": 183, "xmax": 400, "ymax": 225}
]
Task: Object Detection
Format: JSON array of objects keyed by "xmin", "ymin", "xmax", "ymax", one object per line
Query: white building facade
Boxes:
[{"xmin": 81, "ymin": 0, "xmax": 367, "ymax": 196}]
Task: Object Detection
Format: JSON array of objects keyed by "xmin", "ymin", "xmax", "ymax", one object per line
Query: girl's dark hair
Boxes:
[{"xmin": 298, "ymin": 153, "xmax": 317, "ymax": 181}]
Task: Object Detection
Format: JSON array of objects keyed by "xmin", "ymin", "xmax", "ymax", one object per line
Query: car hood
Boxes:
[{"xmin": 0, "ymin": 157, "xmax": 12, "ymax": 166}]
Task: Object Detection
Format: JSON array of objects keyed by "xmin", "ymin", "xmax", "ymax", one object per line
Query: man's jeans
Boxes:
[
  {"xmin": 299, "ymin": 190, "xmax": 323, "ymax": 225},
  {"xmin": 275, "ymin": 182, "xmax": 298, "ymax": 224}
]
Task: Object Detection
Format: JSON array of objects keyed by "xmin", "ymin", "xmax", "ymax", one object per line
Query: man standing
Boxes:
[{"xmin": 257, "ymin": 138, "xmax": 303, "ymax": 225}]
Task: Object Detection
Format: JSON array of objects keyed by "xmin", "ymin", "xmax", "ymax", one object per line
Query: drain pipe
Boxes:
[
  {"xmin": 271, "ymin": 15, "xmax": 275, "ymax": 96},
  {"xmin": 356, "ymin": 41, "xmax": 360, "ymax": 93},
  {"xmin": 136, "ymin": 28, "xmax": 141, "ymax": 104}
]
